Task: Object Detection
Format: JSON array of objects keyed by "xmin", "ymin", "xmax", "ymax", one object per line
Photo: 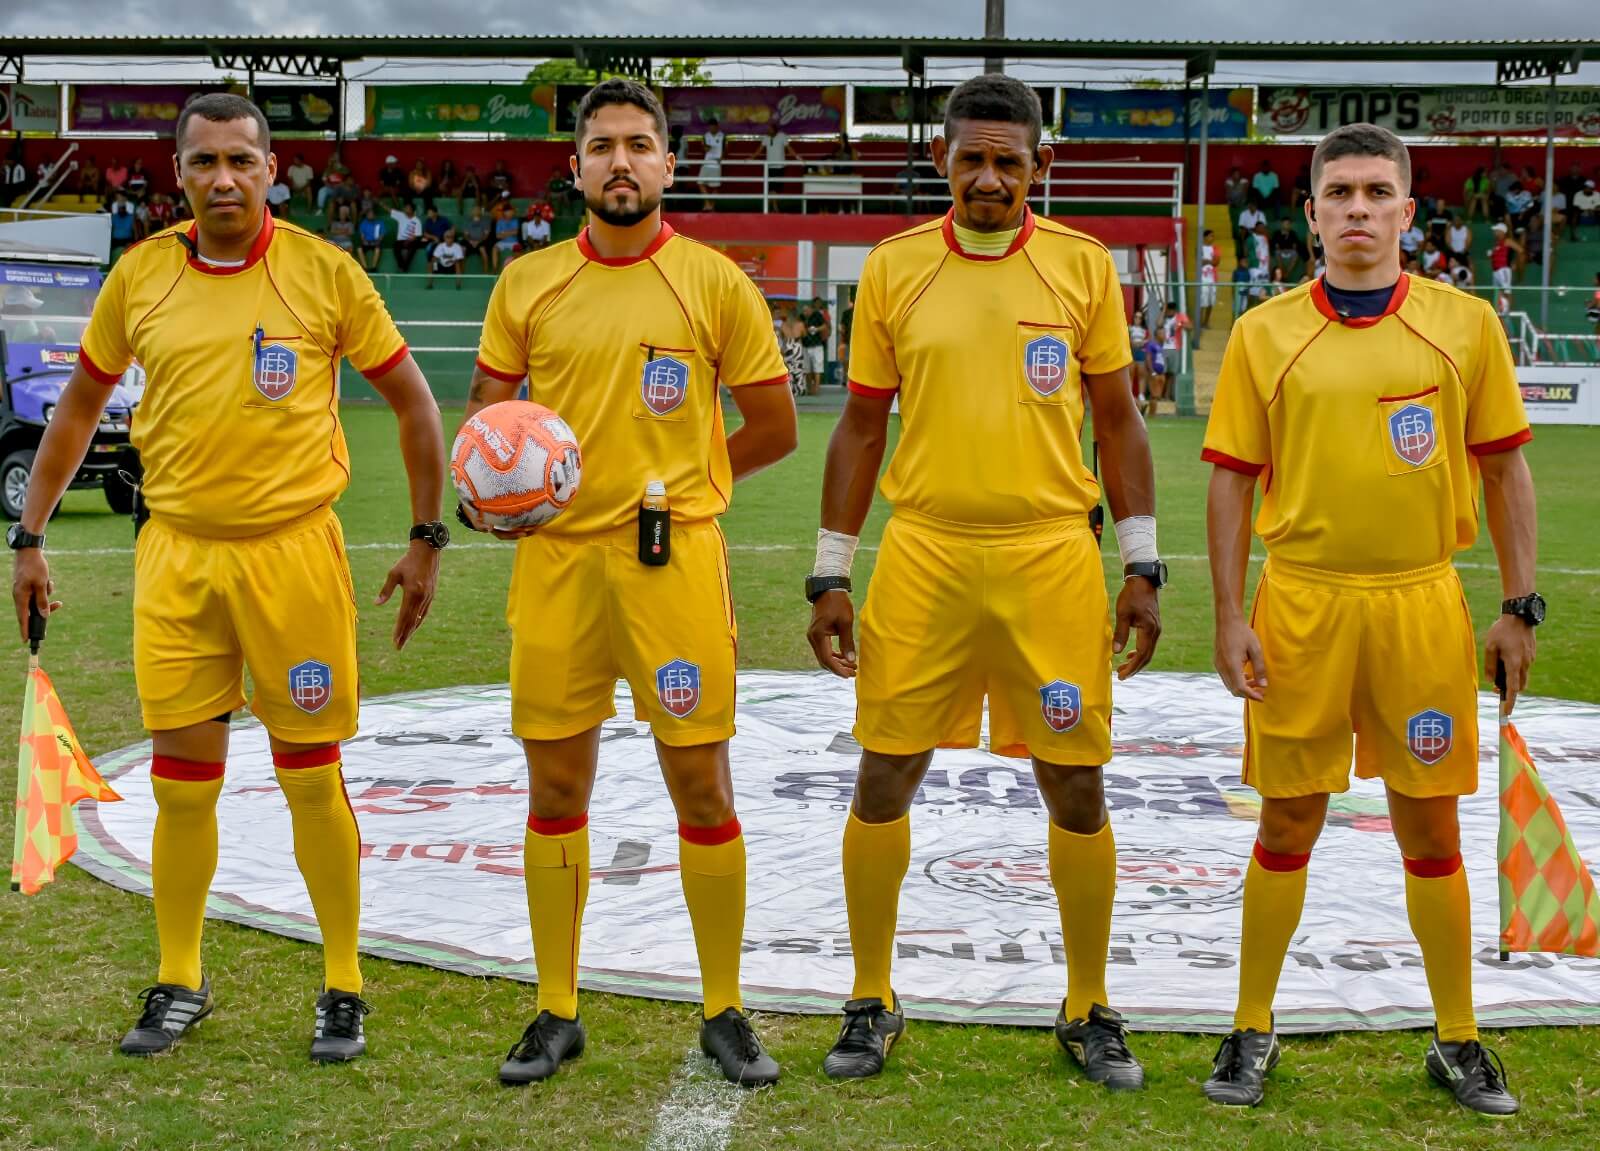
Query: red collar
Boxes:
[
  {"xmin": 185, "ymin": 209, "xmax": 274, "ymax": 276},
  {"xmin": 941, "ymin": 206, "xmax": 1035, "ymax": 261},
  {"xmin": 1309, "ymin": 273, "xmax": 1410, "ymax": 328},
  {"xmin": 576, "ymin": 220, "xmax": 674, "ymax": 266}
]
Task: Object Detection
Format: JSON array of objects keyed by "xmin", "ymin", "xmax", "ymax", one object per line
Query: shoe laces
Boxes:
[
  {"xmin": 724, "ymin": 1011, "xmax": 764, "ymax": 1063},
  {"xmin": 321, "ymin": 993, "xmax": 372, "ymax": 1039},
  {"xmin": 134, "ymin": 986, "xmax": 176, "ymax": 1030},
  {"xmin": 836, "ymin": 1002, "xmax": 884, "ymax": 1052},
  {"xmin": 1210, "ymin": 1033, "xmax": 1244, "ymax": 1081},
  {"xmin": 508, "ymin": 1012, "xmax": 559, "ymax": 1062},
  {"xmin": 1456, "ymin": 1040, "xmax": 1510, "ymax": 1092},
  {"xmin": 1083, "ymin": 1010, "xmax": 1134, "ymax": 1063}
]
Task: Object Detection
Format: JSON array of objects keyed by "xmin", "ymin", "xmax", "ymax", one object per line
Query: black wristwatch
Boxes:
[
  {"xmin": 410, "ymin": 520, "xmax": 450, "ymax": 550},
  {"xmin": 6, "ymin": 523, "xmax": 44, "ymax": 551},
  {"xmin": 1501, "ymin": 592, "xmax": 1545, "ymax": 627},
  {"xmin": 1123, "ymin": 560, "xmax": 1168, "ymax": 590},
  {"xmin": 805, "ymin": 574, "xmax": 852, "ymax": 603}
]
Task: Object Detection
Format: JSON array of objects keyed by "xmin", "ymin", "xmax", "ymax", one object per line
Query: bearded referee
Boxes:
[
  {"xmin": 806, "ymin": 75, "xmax": 1163, "ymax": 1088},
  {"xmin": 460, "ymin": 80, "xmax": 797, "ymax": 1087},
  {"xmin": 1201, "ymin": 124, "xmax": 1535, "ymax": 1113},
  {"xmin": 10, "ymin": 94, "xmax": 447, "ymax": 1062}
]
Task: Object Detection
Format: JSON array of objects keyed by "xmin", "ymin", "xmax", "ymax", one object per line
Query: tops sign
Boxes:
[{"xmin": 1258, "ymin": 85, "xmax": 1600, "ymax": 139}]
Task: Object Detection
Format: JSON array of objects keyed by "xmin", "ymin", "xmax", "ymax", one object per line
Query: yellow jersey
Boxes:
[
  {"xmin": 1202, "ymin": 275, "xmax": 1531, "ymax": 574},
  {"xmin": 79, "ymin": 212, "xmax": 407, "ymax": 539},
  {"xmin": 847, "ymin": 208, "xmax": 1132, "ymax": 528},
  {"xmin": 474, "ymin": 222, "xmax": 787, "ymax": 536}
]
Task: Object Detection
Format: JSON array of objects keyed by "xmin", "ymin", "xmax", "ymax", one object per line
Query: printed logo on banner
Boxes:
[
  {"xmin": 1039, "ymin": 679, "xmax": 1082, "ymax": 733},
  {"xmin": 1388, "ymin": 403, "xmax": 1436, "ymax": 467},
  {"xmin": 1022, "ymin": 335, "xmax": 1069, "ymax": 397},
  {"xmin": 641, "ymin": 356, "xmax": 689, "ymax": 415},
  {"xmin": 288, "ymin": 659, "xmax": 333, "ymax": 714},
  {"xmin": 926, "ymin": 844, "xmax": 1248, "ymax": 914},
  {"xmin": 655, "ymin": 659, "xmax": 701, "ymax": 718},
  {"xmin": 255, "ymin": 343, "xmax": 299, "ymax": 402},
  {"xmin": 1407, "ymin": 709, "xmax": 1453, "ymax": 765}
]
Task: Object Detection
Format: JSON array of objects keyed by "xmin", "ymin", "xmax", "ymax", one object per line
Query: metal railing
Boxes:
[{"xmin": 18, "ymin": 144, "xmax": 79, "ymax": 211}]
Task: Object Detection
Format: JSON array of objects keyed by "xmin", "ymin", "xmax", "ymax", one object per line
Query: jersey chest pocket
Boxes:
[
  {"xmin": 242, "ymin": 334, "xmax": 304, "ymax": 411},
  {"xmin": 1377, "ymin": 387, "xmax": 1448, "ymax": 476},
  {"xmin": 634, "ymin": 342, "xmax": 699, "ymax": 424},
  {"xmin": 1015, "ymin": 321, "xmax": 1078, "ymax": 406}
]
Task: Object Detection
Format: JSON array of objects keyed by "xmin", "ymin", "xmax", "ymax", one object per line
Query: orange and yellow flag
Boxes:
[
  {"xmin": 1498, "ymin": 720, "xmax": 1600, "ymax": 957},
  {"xmin": 9, "ymin": 664, "xmax": 120, "ymax": 895}
]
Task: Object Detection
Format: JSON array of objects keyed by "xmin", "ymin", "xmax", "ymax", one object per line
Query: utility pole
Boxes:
[{"xmin": 984, "ymin": 0, "xmax": 1005, "ymax": 74}]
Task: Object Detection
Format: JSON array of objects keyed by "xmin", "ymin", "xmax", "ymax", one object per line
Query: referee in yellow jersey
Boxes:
[
  {"xmin": 1201, "ymin": 124, "xmax": 1535, "ymax": 1113},
  {"xmin": 806, "ymin": 75, "xmax": 1163, "ymax": 1088},
  {"xmin": 11, "ymin": 95, "xmax": 447, "ymax": 1063},
  {"xmin": 459, "ymin": 80, "xmax": 797, "ymax": 1087}
]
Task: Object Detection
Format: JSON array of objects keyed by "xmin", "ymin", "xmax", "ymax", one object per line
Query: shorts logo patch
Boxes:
[
  {"xmin": 1039, "ymin": 679, "xmax": 1082, "ymax": 733},
  {"xmin": 1388, "ymin": 403, "xmax": 1437, "ymax": 467},
  {"xmin": 288, "ymin": 659, "xmax": 333, "ymax": 715},
  {"xmin": 641, "ymin": 356, "xmax": 690, "ymax": 416},
  {"xmin": 655, "ymin": 658, "xmax": 701, "ymax": 719},
  {"xmin": 1022, "ymin": 334, "xmax": 1070, "ymax": 397},
  {"xmin": 1407, "ymin": 708, "xmax": 1453, "ymax": 765},
  {"xmin": 255, "ymin": 343, "xmax": 299, "ymax": 402}
]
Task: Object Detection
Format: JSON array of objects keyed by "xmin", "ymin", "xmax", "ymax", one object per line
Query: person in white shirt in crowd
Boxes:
[
  {"xmin": 389, "ymin": 201, "xmax": 424, "ymax": 273},
  {"xmin": 1574, "ymin": 180, "xmax": 1600, "ymax": 240},
  {"xmin": 764, "ymin": 121, "xmax": 798, "ymax": 209},
  {"xmin": 1399, "ymin": 219, "xmax": 1425, "ymax": 258},
  {"xmin": 1449, "ymin": 254, "xmax": 1475, "ymax": 292},
  {"xmin": 698, "ymin": 114, "xmax": 725, "ymax": 210},
  {"xmin": 1198, "ymin": 228, "xmax": 1218, "ymax": 329},
  {"xmin": 286, "ymin": 152, "xmax": 316, "ymax": 210},
  {"xmin": 427, "ymin": 227, "xmax": 466, "ymax": 291},
  {"xmin": 1445, "ymin": 214, "xmax": 1471, "ymax": 261},
  {"xmin": 1419, "ymin": 237, "xmax": 1444, "ymax": 277},
  {"xmin": 266, "ymin": 176, "xmax": 293, "ymax": 218},
  {"xmin": 520, "ymin": 208, "xmax": 552, "ymax": 251},
  {"xmin": 1237, "ymin": 198, "xmax": 1267, "ymax": 249}
]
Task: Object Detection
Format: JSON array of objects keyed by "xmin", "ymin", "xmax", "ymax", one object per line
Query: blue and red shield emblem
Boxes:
[
  {"xmin": 655, "ymin": 658, "xmax": 701, "ymax": 718},
  {"xmin": 641, "ymin": 356, "xmax": 689, "ymax": 416},
  {"xmin": 255, "ymin": 343, "xmax": 298, "ymax": 402},
  {"xmin": 288, "ymin": 659, "xmax": 332, "ymax": 715},
  {"xmin": 1039, "ymin": 679, "xmax": 1082, "ymax": 733},
  {"xmin": 1388, "ymin": 403, "xmax": 1436, "ymax": 467},
  {"xmin": 1407, "ymin": 708, "xmax": 1453, "ymax": 765},
  {"xmin": 1022, "ymin": 334, "xmax": 1069, "ymax": 397}
]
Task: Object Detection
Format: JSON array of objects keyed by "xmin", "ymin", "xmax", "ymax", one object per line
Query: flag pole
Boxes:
[{"xmin": 1495, "ymin": 659, "xmax": 1509, "ymax": 962}]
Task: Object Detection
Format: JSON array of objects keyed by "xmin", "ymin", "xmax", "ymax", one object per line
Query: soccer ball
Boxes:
[{"xmin": 451, "ymin": 401, "xmax": 582, "ymax": 531}]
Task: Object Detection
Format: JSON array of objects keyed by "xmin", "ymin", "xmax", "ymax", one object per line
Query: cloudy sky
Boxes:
[{"xmin": 3, "ymin": 3, "xmax": 1599, "ymax": 87}]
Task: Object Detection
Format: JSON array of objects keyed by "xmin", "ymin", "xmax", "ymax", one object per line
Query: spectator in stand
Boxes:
[
  {"xmin": 1270, "ymin": 217, "xmax": 1306, "ymax": 278},
  {"xmin": 764, "ymin": 121, "xmax": 797, "ymax": 210},
  {"xmin": 1574, "ymin": 180, "xmax": 1600, "ymax": 239},
  {"xmin": 390, "ymin": 201, "xmax": 423, "ymax": 272},
  {"xmin": 358, "ymin": 206, "xmax": 385, "ymax": 271},
  {"xmin": 1198, "ymin": 228, "xmax": 1218, "ymax": 328},
  {"xmin": 106, "ymin": 192, "xmax": 136, "ymax": 254},
  {"xmin": 545, "ymin": 166, "xmax": 576, "ymax": 215},
  {"xmin": 1446, "ymin": 213, "xmax": 1471, "ymax": 261},
  {"xmin": 1139, "ymin": 326, "xmax": 1165, "ymax": 417},
  {"xmin": 1236, "ymin": 195, "xmax": 1266, "ymax": 254},
  {"xmin": 1519, "ymin": 165, "xmax": 1543, "ymax": 202},
  {"xmin": 1490, "ymin": 163, "xmax": 1516, "ymax": 219},
  {"xmin": 1504, "ymin": 181, "xmax": 1533, "ymax": 232},
  {"xmin": 462, "ymin": 204, "xmax": 491, "ymax": 271},
  {"xmin": 266, "ymin": 174, "xmax": 292, "ymax": 217},
  {"xmin": 1251, "ymin": 159, "xmax": 1280, "ymax": 217},
  {"xmin": 1546, "ymin": 184, "xmax": 1568, "ymax": 237},
  {"xmin": 287, "ymin": 152, "xmax": 316, "ymax": 210},
  {"xmin": 1288, "ymin": 163, "xmax": 1312, "ymax": 217},
  {"xmin": 1249, "ymin": 220, "xmax": 1270, "ymax": 275},
  {"xmin": 698, "ymin": 114, "xmax": 725, "ymax": 210},
  {"xmin": 1263, "ymin": 264, "xmax": 1289, "ymax": 300},
  {"xmin": 133, "ymin": 195, "xmax": 151, "ymax": 241},
  {"xmin": 1223, "ymin": 165, "xmax": 1249, "ymax": 235},
  {"xmin": 1488, "ymin": 222, "xmax": 1520, "ymax": 298},
  {"xmin": 1419, "ymin": 237, "xmax": 1445, "ymax": 277},
  {"xmin": 125, "ymin": 158, "xmax": 150, "ymax": 203},
  {"xmin": 521, "ymin": 205, "xmax": 551, "ymax": 251},
  {"xmin": 1231, "ymin": 256, "xmax": 1253, "ymax": 317},
  {"xmin": 489, "ymin": 159, "xmax": 513, "ymax": 200},
  {"xmin": 422, "ymin": 205, "xmax": 451, "ymax": 258},
  {"xmin": 1462, "ymin": 166, "xmax": 1490, "ymax": 222},
  {"xmin": 458, "ymin": 164, "xmax": 483, "ymax": 213},
  {"xmin": 354, "ymin": 183, "xmax": 381, "ymax": 220},
  {"xmin": 779, "ymin": 307, "xmax": 807, "ymax": 397},
  {"xmin": 1557, "ymin": 162, "xmax": 1584, "ymax": 240},
  {"xmin": 327, "ymin": 201, "xmax": 356, "ymax": 252},
  {"xmin": 77, "ymin": 155, "xmax": 101, "ymax": 197},
  {"xmin": 103, "ymin": 157, "xmax": 128, "ymax": 197},
  {"xmin": 377, "ymin": 154, "xmax": 406, "ymax": 207},
  {"xmin": 1523, "ymin": 213, "xmax": 1552, "ymax": 280},
  {"xmin": 318, "ymin": 151, "xmax": 351, "ymax": 213},
  {"xmin": 408, "ymin": 158, "xmax": 435, "ymax": 210},
  {"xmin": 800, "ymin": 295, "xmax": 830, "ymax": 394},
  {"xmin": 1448, "ymin": 254, "xmax": 1474, "ymax": 292},
  {"xmin": 1399, "ymin": 218, "xmax": 1425, "ymax": 260},
  {"xmin": 147, "ymin": 191, "xmax": 174, "ymax": 232},
  {"xmin": 491, "ymin": 204, "xmax": 520, "ymax": 272},
  {"xmin": 838, "ymin": 288, "xmax": 854, "ymax": 372},
  {"xmin": 436, "ymin": 159, "xmax": 459, "ymax": 207},
  {"xmin": 427, "ymin": 227, "xmax": 466, "ymax": 290}
]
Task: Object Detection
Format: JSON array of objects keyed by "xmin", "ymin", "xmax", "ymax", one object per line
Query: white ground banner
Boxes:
[{"xmin": 75, "ymin": 672, "xmax": 1600, "ymax": 1033}]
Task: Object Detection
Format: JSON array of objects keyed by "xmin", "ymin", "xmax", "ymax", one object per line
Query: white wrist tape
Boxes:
[
  {"xmin": 813, "ymin": 528, "xmax": 860, "ymax": 578},
  {"xmin": 1113, "ymin": 515, "xmax": 1159, "ymax": 566}
]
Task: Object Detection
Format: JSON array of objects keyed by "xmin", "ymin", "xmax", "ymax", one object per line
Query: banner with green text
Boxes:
[{"xmin": 364, "ymin": 84, "xmax": 552, "ymax": 137}]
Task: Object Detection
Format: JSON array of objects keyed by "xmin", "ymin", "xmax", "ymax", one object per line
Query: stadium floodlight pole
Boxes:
[
  {"xmin": 985, "ymin": 0, "xmax": 1005, "ymax": 74},
  {"xmin": 1540, "ymin": 73, "xmax": 1555, "ymax": 331}
]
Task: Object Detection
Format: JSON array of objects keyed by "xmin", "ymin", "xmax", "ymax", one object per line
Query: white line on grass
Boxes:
[{"xmin": 643, "ymin": 1048, "xmax": 746, "ymax": 1151}]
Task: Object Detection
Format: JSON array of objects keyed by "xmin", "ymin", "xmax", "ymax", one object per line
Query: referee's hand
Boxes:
[
  {"xmin": 1114, "ymin": 576, "xmax": 1162, "ymax": 680},
  {"xmin": 11, "ymin": 549, "xmax": 60, "ymax": 643},
  {"xmin": 807, "ymin": 590, "xmax": 857, "ymax": 678},
  {"xmin": 1214, "ymin": 617, "xmax": 1268, "ymax": 701},
  {"xmin": 377, "ymin": 540, "xmax": 440, "ymax": 650}
]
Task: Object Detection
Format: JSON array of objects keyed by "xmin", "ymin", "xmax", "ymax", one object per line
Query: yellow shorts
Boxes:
[
  {"xmin": 1244, "ymin": 557, "xmax": 1479, "ymax": 799},
  {"xmin": 855, "ymin": 510, "xmax": 1111, "ymax": 763},
  {"xmin": 508, "ymin": 521, "xmax": 736, "ymax": 747},
  {"xmin": 134, "ymin": 506, "xmax": 359, "ymax": 742}
]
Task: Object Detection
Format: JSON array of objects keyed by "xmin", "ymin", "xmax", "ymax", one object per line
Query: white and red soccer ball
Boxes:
[{"xmin": 451, "ymin": 400, "xmax": 583, "ymax": 531}]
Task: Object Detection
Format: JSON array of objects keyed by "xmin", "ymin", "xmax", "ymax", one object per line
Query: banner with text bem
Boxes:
[
  {"xmin": 1060, "ymin": 88, "xmax": 1252, "ymax": 140},
  {"xmin": 365, "ymin": 84, "xmax": 552, "ymax": 138},
  {"xmin": 1258, "ymin": 85, "xmax": 1600, "ymax": 139},
  {"xmin": 664, "ymin": 87, "xmax": 845, "ymax": 136}
]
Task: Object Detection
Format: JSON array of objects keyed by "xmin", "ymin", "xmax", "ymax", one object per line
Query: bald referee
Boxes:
[{"xmin": 10, "ymin": 94, "xmax": 448, "ymax": 1062}]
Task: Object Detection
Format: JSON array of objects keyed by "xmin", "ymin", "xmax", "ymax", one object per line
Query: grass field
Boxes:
[{"xmin": 1, "ymin": 407, "xmax": 1597, "ymax": 1150}]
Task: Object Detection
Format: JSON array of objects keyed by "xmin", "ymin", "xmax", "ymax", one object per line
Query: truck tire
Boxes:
[{"xmin": 0, "ymin": 449, "xmax": 34, "ymax": 522}]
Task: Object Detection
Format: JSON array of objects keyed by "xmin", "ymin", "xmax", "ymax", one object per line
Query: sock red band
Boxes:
[
  {"xmin": 1403, "ymin": 853, "xmax": 1463, "ymax": 879},
  {"xmin": 151, "ymin": 754, "xmax": 225, "ymax": 782},
  {"xmin": 271, "ymin": 744, "xmax": 341, "ymax": 771},
  {"xmin": 1253, "ymin": 840, "xmax": 1311, "ymax": 873},
  {"xmin": 528, "ymin": 812, "xmax": 589, "ymax": 836},
  {"xmin": 679, "ymin": 817, "xmax": 742, "ymax": 846}
]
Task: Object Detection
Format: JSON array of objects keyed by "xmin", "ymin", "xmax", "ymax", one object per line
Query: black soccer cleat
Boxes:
[
  {"xmin": 1055, "ymin": 1003, "xmax": 1146, "ymax": 1091},
  {"xmin": 700, "ymin": 1007, "xmax": 781, "ymax": 1087},
  {"xmin": 119, "ymin": 979, "xmax": 214, "ymax": 1055},
  {"xmin": 1202, "ymin": 1026, "xmax": 1281, "ymax": 1107},
  {"xmin": 1425, "ymin": 1033, "xmax": 1520, "ymax": 1116},
  {"xmin": 499, "ymin": 1011, "xmax": 586, "ymax": 1085},
  {"xmin": 311, "ymin": 989, "xmax": 372, "ymax": 1064},
  {"xmin": 823, "ymin": 995, "xmax": 906, "ymax": 1080}
]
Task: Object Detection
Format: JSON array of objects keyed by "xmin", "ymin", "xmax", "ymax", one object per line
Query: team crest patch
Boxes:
[
  {"xmin": 1407, "ymin": 709, "xmax": 1453, "ymax": 765},
  {"xmin": 1039, "ymin": 679, "xmax": 1082, "ymax": 733},
  {"xmin": 1388, "ymin": 403, "xmax": 1437, "ymax": 467},
  {"xmin": 641, "ymin": 356, "xmax": 690, "ymax": 416},
  {"xmin": 255, "ymin": 343, "xmax": 299, "ymax": 402},
  {"xmin": 288, "ymin": 659, "xmax": 333, "ymax": 715},
  {"xmin": 1022, "ymin": 334, "xmax": 1069, "ymax": 397},
  {"xmin": 656, "ymin": 659, "xmax": 701, "ymax": 719}
]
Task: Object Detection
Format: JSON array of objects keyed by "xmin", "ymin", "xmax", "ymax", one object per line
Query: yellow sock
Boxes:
[
  {"xmin": 1405, "ymin": 855, "xmax": 1478, "ymax": 1043},
  {"xmin": 842, "ymin": 811, "xmax": 910, "ymax": 1003},
  {"xmin": 274, "ymin": 749, "xmax": 363, "ymax": 994},
  {"xmin": 151, "ymin": 757, "xmax": 225, "ymax": 989},
  {"xmin": 679, "ymin": 820, "xmax": 746, "ymax": 1019},
  {"xmin": 1234, "ymin": 841, "xmax": 1310, "ymax": 1033},
  {"xmin": 524, "ymin": 814, "xmax": 590, "ymax": 1019},
  {"xmin": 1048, "ymin": 820, "xmax": 1116, "ymax": 1020}
]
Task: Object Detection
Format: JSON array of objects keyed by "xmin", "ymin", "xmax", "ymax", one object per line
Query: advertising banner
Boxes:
[
  {"xmin": 1517, "ymin": 366, "xmax": 1600, "ymax": 425},
  {"xmin": 1060, "ymin": 88, "xmax": 1253, "ymax": 140},
  {"xmin": 364, "ymin": 84, "xmax": 551, "ymax": 138},
  {"xmin": 1257, "ymin": 85, "xmax": 1600, "ymax": 138},
  {"xmin": 254, "ymin": 85, "xmax": 340, "ymax": 134},
  {"xmin": 853, "ymin": 84, "xmax": 1055, "ymax": 127},
  {"xmin": 0, "ymin": 84, "xmax": 61, "ymax": 133},
  {"xmin": 69, "ymin": 84, "xmax": 218, "ymax": 135},
  {"xmin": 664, "ymin": 86, "xmax": 845, "ymax": 136}
]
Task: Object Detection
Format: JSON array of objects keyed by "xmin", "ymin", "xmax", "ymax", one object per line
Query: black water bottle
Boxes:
[{"xmin": 639, "ymin": 480, "xmax": 670, "ymax": 566}]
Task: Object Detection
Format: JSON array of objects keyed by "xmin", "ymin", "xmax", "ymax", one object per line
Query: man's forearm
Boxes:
[
  {"xmin": 819, "ymin": 406, "xmax": 887, "ymax": 536},
  {"xmin": 396, "ymin": 403, "xmax": 446, "ymax": 523},
  {"xmin": 1482, "ymin": 450, "xmax": 1538, "ymax": 598},
  {"xmin": 1097, "ymin": 414, "xmax": 1156, "ymax": 523},
  {"xmin": 22, "ymin": 377, "xmax": 108, "ymax": 532},
  {"xmin": 1207, "ymin": 468, "xmax": 1256, "ymax": 623}
]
